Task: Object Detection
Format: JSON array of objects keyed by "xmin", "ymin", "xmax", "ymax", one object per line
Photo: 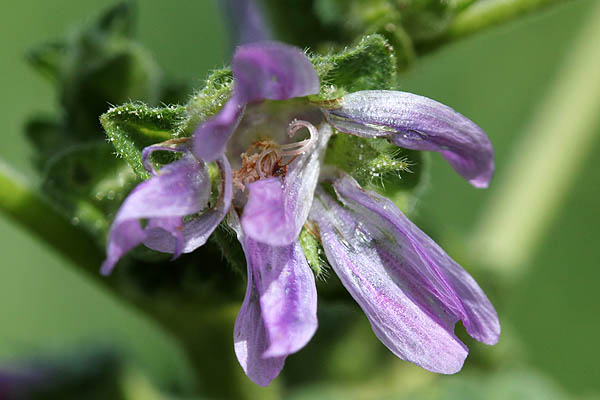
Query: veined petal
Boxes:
[
  {"xmin": 194, "ymin": 41, "xmax": 320, "ymax": 162},
  {"xmin": 241, "ymin": 177, "xmax": 286, "ymax": 244},
  {"xmin": 245, "ymin": 238, "xmax": 318, "ymax": 358},
  {"xmin": 233, "ymin": 214, "xmax": 317, "ymax": 386},
  {"xmin": 100, "ymin": 155, "xmax": 209, "ymax": 275},
  {"xmin": 143, "ymin": 156, "xmax": 233, "ymax": 254},
  {"xmin": 144, "ymin": 217, "xmax": 185, "ymax": 259},
  {"xmin": 242, "ymin": 123, "xmax": 331, "ymax": 246},
  {"xmin": 323, "ymin": 90, "xmax": 494, "ymax": 188},
  {"xmin": 310, "ymin": 187, "xmax": 469, "ymax": 374},
  {"xmin": 333, "ymin": 174, "xmax": 500, "ymax": 345}
]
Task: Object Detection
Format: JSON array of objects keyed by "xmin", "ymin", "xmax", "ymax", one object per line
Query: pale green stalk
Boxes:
[
  {"xmin": 421, "ymin": 0, "xmax": 576, "ymax": 52},
  {"xmin": 0, "ymin": 160, "xmax": 104, "ymax": 270},
  {"xmin": 469, "ymin": 0, "xmax": 600, "ymax": 274}
]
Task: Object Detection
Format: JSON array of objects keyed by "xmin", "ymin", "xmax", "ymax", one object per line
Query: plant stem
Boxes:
[
  {"xmin": 418, "ymin": 0, "xmax": 577, "ymax": 53},
  {"xmin": 0, "ymin": 161, "xmax": 105, "ymax": 272}
]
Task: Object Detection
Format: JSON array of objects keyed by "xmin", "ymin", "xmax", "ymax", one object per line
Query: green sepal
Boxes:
[
  {"xmin": 310, "ymin": 34, "xmax": 397, "ymax": 103},
  {"xmin": 362, "ymin": 14, "xmax": 416, "ymax": 71},
  {"xmin": 101, "ymin": 103, "xmax": 187, "ymax": 179},
  {"xmin": 325, "ymin": 132, "xmax": 427, "ymax": 212},
  {"xmin": 178, "ymin": 68, "xmax": 233, "ymax": 137},
  {"xmin": 299, "ymin": 227, "xmax": 330, "ymax": 279},
  {"xmin": 41, "ymin": 142, "xmax": 138, "ymax": 245}
]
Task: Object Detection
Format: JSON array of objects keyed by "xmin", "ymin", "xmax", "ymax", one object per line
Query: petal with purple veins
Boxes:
[
  {"xmin": 244, "ymin": 238, "xmax": 318, "ymax": 358},
  {"xmin": 323, "ymin": 90, "xmax": 494, "ymax": 188},
  {"xmin": 101, "ymin": 154, "xmax": 209, "ymax": 275},
  {"xmin": 310, "ymin": 186, "xmax": 470, "ymax": 374},
  {"xmin": 242, "ymin": 123, "xmax": 331, "ymax": 246},
  {"xmin": 332, "ymin": 174, "xmax": 500, "ymax": 345},
  {"xmin": 144, "ymin": 217, "xmax": 185, "ymax": 259},
  {"xmin": 233, "ymin": 41, "xmax": 320, "ymax": 103},
  {"xmin": 144, "ymin": 155, "xmax": 233, "ymax": 254},
  {"xmin": 233, "ymin": 213, "xmax": 317, "ymax": 386},
  {"xmin": 240, "ymin": 177, "xmax": 286, "ymax": 244}
]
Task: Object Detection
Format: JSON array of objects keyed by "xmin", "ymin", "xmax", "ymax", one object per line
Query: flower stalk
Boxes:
[
  {"xmin": 0, "ymin": 160, "xmax": 104, "ymax": 272},
  {"xmin": 419, "ymin": 0, "xmax": 576, "ymax": 53}
]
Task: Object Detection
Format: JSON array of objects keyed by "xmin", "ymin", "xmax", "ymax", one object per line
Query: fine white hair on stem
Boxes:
[{"xmin": 280, "ymin": 120, "xmax": 319, "ymax": 156}]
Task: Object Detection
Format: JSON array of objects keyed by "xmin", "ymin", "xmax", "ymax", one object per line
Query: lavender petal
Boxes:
[
  {"xmin": 233, "ymin": 41, "xmax": 320, "ymax": 104},
  {"xmin": 242, "ymin": 123, "xmax": 331, "ymax": 246},
  {"xmin": 333, "ymin": 174, "xmax": 500, "ymax": 345},
  {"xmin": 245, "ymin": 238, "xmax": 318, "ymax": 358},
  {"xmin": 101, "ymin": 155, "xmax": 209, "ymax": 274},
  {"xmin": 323, "ymin": 90, "xmax": 494, "ymax": 188},
  {"xmin": 311, "ymin": 187, "xmax": 469, "ymax": 374},
  {"xmin": 233, "ymin": 215, "xmax": 317, "ymax": 386},
  {"xmin": 143, "ymin": 155, "xmax": 233, "ymax": 254}
]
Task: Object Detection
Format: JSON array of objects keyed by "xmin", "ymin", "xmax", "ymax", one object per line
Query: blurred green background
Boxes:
[{"xmin": 1, "ymin": 0, "xmax": 599, "ymax": 398}]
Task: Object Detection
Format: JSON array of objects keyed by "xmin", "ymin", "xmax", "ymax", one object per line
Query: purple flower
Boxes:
[{"xmin": 102, "ymin": 41, "xmax": 499, "ymax": 386}]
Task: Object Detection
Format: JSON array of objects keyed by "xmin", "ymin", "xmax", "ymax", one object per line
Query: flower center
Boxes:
[{"xmin": 232, "ymin": 120, "xmax": 318, "ymax": 191}]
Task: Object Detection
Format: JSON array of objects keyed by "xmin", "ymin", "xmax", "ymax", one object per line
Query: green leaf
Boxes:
[
  {"xmin": 62, "ymin": 44, "xmax": 161, "ymax": 136},
  {"xmin": 42, "ymin": 142, "xmax": 138, "ymax": 244},
  {"xmin": 101, "ymin": 102, "xmax": 187, "ymax": 179},
  {"xmin": 26, "ymin": 1, "xmax": 163, "ymax": 171},
  {"xmin": 26, "ymin": 42, "xmax": 66, "ymax": 83},
  {"xmin": 96, "ymin": 0, "xmax": 135, "ymax": 36},
  {"xmin": 310, "ymin": 34, "xmax": 397, "ymax": 102}
]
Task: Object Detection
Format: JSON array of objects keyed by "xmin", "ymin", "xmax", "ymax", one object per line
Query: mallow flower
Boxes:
[{"xmin": 101, "ymin": 41, "xmax": 500, "ymax": 386}]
